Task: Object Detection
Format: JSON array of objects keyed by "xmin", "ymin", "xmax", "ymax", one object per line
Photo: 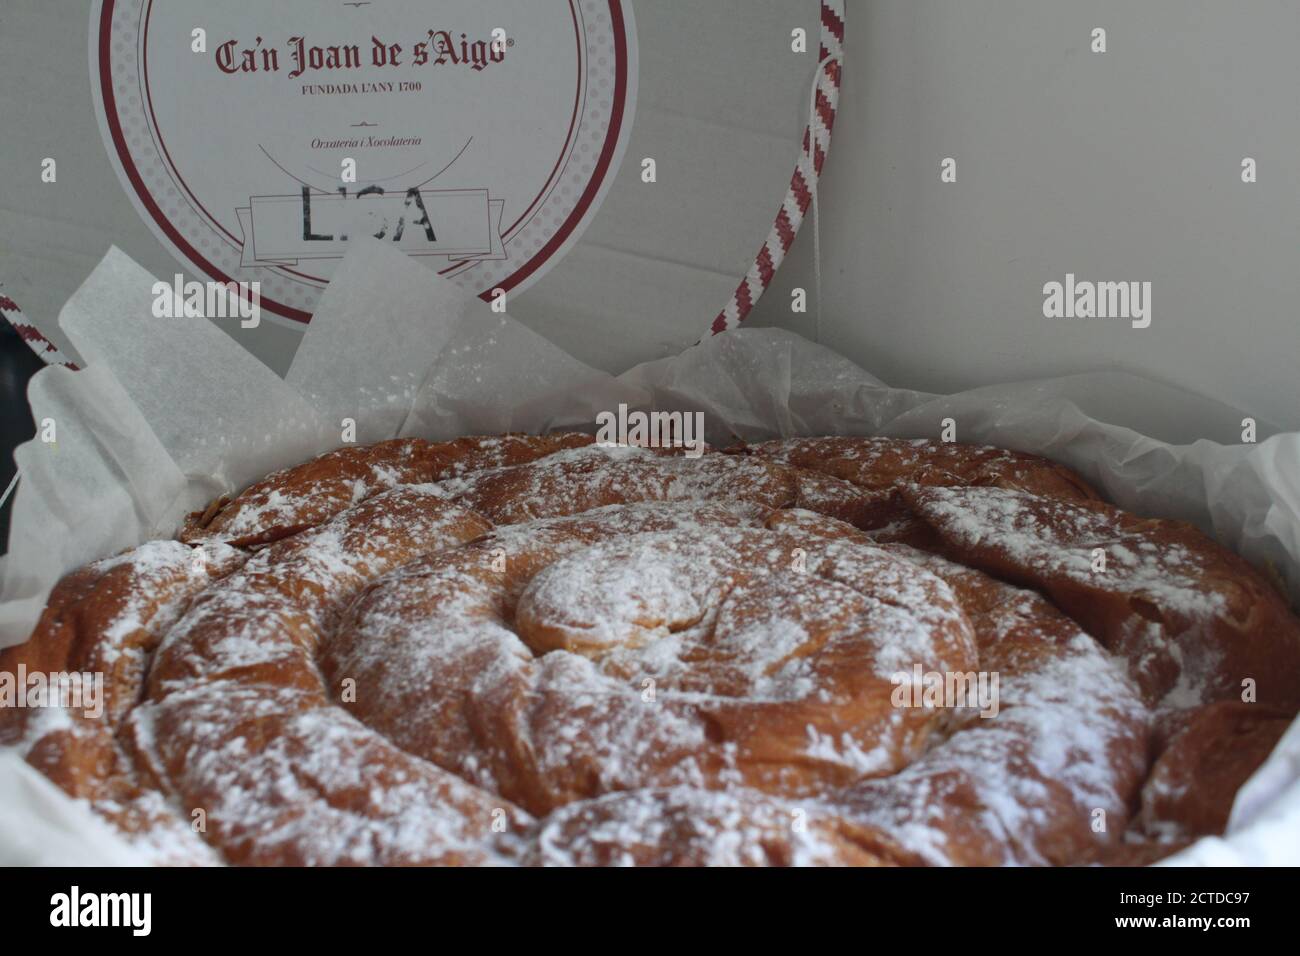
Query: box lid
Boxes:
[{"xmin": 0, "ymin": 0, "xmax": 835, "ymax": 375}]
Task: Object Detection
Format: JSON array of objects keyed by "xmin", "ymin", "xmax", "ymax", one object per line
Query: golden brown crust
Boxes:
[
  {"xmin": 527, "ymin": 787, "xmax": 894, "ymax": 866},
  {"xmin": 1095, "ymin": 838, "xmax": 1196, "ymax": 867},
  {"xmin": 327, "ymin": 505, "xmax": 977, "ymax": 816},
  {"xmin": 180, "ymin": 432, "xmax": 593, "ymax": 548},
  {"xmin": 0, "ymin": 539, "xmax": 246, "ymax": 864},
  {"xmin": 904, "ymin": 485, "xmax": 1300, "ymax": 711},
  {"xmin": 1137, "ymin": 701, "xmax": 1291, "ymax": 839},
  {"xmin": 442, "ymin": 443, "xmax": 797, "ymax": 524},
  {"xmin": 5, "ymin": 433, "xmax": 1297, "ymax": 867},
  {"xmin": 764, "ymin": 509, "xmax": 1149, "ymax": 865},
  {"xmin": 128, "ymin": 486, "xmax": 515, "ymax": 865},
  {"xmin": 734, "ymin": 437, "xmax": 1100, "ymax": 532}
]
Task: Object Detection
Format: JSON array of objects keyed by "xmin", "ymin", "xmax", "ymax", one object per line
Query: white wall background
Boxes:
[
  {"xmin": 750, "ymin": 0, "xmax": 1300, "ymax": 437},
  {"xmin": 2, "ymin": 1, "xmax": 1296, "ymax": 439}
]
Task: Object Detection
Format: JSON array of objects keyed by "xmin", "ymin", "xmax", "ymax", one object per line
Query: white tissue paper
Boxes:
[{"xmin": 1, "ymin": 238, "xmax": 1296, "ymax": 865}]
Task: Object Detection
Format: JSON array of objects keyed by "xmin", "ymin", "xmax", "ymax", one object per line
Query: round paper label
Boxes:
[{"xmin": 91, "ymin": 0, "xmax": 637, "ymax": 325}]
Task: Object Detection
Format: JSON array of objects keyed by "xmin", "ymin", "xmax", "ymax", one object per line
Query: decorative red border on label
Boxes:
[{"xmin": 96, "ymin": 1, "xmax": 631, "ymax": 324}]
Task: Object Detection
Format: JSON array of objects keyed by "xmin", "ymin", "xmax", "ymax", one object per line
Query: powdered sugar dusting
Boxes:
[{"xmin": 11, "ymin": 435, "xmax": 1293, "ymax": 866}]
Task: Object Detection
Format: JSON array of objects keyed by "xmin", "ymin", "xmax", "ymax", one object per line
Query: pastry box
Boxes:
[{"xmin": 0, "ymin": 0, "xmax": 1297, "ymax": 870}]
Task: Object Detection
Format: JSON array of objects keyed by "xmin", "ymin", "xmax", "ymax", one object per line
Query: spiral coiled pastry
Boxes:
[{"xmin": 2, "ymin": 434, "xmax": 1296, "ymax": 866}]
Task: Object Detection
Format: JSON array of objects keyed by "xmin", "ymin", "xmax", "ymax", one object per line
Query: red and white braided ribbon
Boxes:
[
  {"xmin": 0, "ymin": 293, "xmax": 78, "ymax": 370},
  {"xmin": 710, "ymin": 0, "xmax": 844, "ymax": 336}
]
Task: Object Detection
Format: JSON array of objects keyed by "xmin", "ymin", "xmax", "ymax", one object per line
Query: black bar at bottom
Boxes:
[{"xmin": 0, "ymin": 864, "xmax": 1287, "ymax": 942}]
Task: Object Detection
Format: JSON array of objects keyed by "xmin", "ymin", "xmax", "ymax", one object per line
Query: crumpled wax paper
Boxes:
[{"xmin": 1, "ymin": 238, "xmax": 1296, "ymax": 865}]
